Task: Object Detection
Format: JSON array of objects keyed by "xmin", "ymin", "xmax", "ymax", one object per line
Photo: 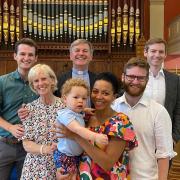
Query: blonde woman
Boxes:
[{"xmin": 20, "ymin": 64, "xmax": 65, "ymax": 179}]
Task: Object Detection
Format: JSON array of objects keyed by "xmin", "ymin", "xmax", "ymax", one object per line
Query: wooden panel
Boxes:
[
  {"xmin": 6, "ymin": 60, "xmax": 17, "ymax": 73},
  {"xmin": 89, "ymin": 60, "xmax": 110, "ymax": 73},
  {"xmin": 39, "ymin": 60, "xmax": 73, "ymax": 77},
  {"xmin": 111, "ymin": 60, "xmax": 125, "ymax": 80},
  {"xmin": 0, "ymin": 60, "xmax": 17, "ymax": 75},
  {"xmin": 168, "ymin": 141, "xmax": 180, "ymax": 179},
  {"xmin": 110, "ymin": 52, "xmax": 136, "ymax": 78},
  {"xmin": 0, "ymin": 61, "xmax": 7, "ymax": 75}
]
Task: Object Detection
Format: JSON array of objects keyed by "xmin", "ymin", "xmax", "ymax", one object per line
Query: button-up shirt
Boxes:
[
  {"xmin": 111, "ymin": 93, "xmax": 176, "ymax": 179},
  {"xmin": 144, "ymin": 69, "xmax": 165, "ymax": 106},
  {"xmin": 0, "ymin": 70, "xmax": 38, "ymax": 137}
]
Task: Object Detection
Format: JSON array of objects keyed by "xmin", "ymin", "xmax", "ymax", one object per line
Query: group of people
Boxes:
[{"xmin": 0, "ymin": 37, "xmax": 179, "ymax": 180}]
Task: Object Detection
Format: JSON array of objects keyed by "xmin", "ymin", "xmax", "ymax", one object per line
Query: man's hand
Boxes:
[
  {"xmin": 18, "ymin": 104, "xmax": 29, "ymax": 121},
  {"xmin": 8, "ymin": 124, "xmax": 24, "ymax": 139}
]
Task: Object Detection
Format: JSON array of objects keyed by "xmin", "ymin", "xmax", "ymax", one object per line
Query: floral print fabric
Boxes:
[
  {"xmin": 79, "ymin": 112, "xmax": 138, "ymax": 180},
  {"xmin": 20, "ymin": 98, "xmax": 65, "ymax": 180}
]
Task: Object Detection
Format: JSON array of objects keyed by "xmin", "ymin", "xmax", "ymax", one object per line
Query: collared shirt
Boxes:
[
  {"xmin": 111, "ymin": 94, "xmax": 176, "ymax": 180},
  {"xmin": 144, "ymin": 69, "xmax": 166, "ymax": 105},
  {"xmin": 72, "ymin": 68, "xmax": 91, "ymax": 107},
  {"xmin": 0, "ymin": 70, "xmax": 38, "ymax": 137}
]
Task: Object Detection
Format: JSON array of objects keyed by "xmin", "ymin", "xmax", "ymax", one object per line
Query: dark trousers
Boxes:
[{"xmin": 0, "ymin": 141, "xmax": 26, "ymax": 180}]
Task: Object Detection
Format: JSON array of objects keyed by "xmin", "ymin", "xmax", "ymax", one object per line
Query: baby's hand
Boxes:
[
  {"xmin": 84, "ymin": 108, "xmax": 95, "ymax": 121},
  {"xmin": 95, "ymin": 134, "xmax": 108, "ymax": 145},
  {"xmin": 84, "ymin": 108, "xmax": 95, "ymax": 115}
]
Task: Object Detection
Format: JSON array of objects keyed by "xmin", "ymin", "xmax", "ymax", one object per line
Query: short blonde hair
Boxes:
[
  {"xmin": 28, "ymin": 64, "xmax": 57, "ymax": 93},
  {"xmin": 61, "ymin": 78, "xmax": 90, "ymax": 96}
]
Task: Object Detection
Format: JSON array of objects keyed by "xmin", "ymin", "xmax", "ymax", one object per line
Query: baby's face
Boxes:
[{"xmin": 64, "ymin": 86, "xmax": 88, "ymax": 113}]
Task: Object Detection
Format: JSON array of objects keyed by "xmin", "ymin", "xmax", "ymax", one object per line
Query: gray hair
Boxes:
[{"xmin": 69, "ymin": 39, "xmax": 94, "ymax": 56}]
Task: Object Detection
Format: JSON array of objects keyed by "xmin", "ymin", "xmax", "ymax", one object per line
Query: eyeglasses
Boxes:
[{"xmin": 125, "ymin": 74, "xmax": 147, "ymax": 82}]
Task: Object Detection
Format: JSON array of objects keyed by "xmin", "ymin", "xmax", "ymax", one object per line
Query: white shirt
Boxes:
[
  {"xmin": 111, "ymin": 94, "xmax": 176, "ymax": 180},
  {"xmin": 144, "ymin": 69, "xmax": 166, "ymax": 105},
  {"xmin": 72, "ymin": 68, "xmax": 91, "ymax": 107}
]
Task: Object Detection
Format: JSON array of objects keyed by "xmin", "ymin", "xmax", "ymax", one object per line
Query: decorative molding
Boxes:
[
  {"xmin": 36, "ymin": 42, "xmax": 109, "ymax": 51},
  {"xmin": 168, "ymin": 15, "xmax": 180, "ymax": 54},
  {"xmin": 149, "ymin": 0, "xmax": 165, "ymax": 5},
  {"xmin": 136, "ymin": 35, "xmax": 146, "ymax": 58}
]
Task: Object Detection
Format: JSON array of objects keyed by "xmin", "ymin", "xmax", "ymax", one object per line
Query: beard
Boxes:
[{"xmin": 123, "ymin": 81, "xmax": 147, "ymax": 97}]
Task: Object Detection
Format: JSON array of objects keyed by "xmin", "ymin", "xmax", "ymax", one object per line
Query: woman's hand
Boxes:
[{"xmin": 56, "ymin": 168, "xmax": 72, "ymax": 180}]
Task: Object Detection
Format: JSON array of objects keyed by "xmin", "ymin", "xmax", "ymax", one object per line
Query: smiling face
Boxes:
[
  {"xmin": 144, "ymin": 43, "xmax": 166, "ymax": 69},
  {"xmin": 32, "ymin": 71, "xmax": 54, "ymax": 96},
  {"xmin": 91, "ymin": 80, "xmax": 116, "ymax": 111},
  {"xmin": 123, "ymin": 66, "xmax": 148, "ymax": 97},
  {"xmin": 70, "ymin": 43, "xmax": 93, "ymax": 70},
  {"xmin": 14, "ymin": 44, "xmax": 37, "ymax": 73},
  {"xmin": 64, "ymin": 86, "xmax": 88, "ymax": 113}
]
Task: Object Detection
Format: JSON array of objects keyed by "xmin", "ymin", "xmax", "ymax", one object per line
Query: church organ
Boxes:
[{"xmin": 0, "ymin": 0, "xmax": 149, "ymax": 78}]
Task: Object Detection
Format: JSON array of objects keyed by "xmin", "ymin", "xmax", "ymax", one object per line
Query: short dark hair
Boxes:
[
  {"xmin": 94, "ymin": 72, "xmax": 120, "ymax": 95},
  {"xmin": 124, "ymin": 57, "xmax": 150, "ymax": 77},
  {"xmin": 14, "ymin": 38, "xmax": 38, "ymax": 55},
  {"xmin": 144, "ymin": 37, "xmax": 167, "ymax": 53}
]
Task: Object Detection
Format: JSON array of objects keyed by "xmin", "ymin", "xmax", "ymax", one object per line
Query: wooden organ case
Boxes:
[{"xmin": 0, "ymin": 0, "xmax": 149, "ymax": 78}]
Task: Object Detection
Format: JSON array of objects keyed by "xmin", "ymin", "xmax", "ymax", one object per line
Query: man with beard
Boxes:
[
  {"xmin": 143, "ymin": 38, "xmax": 180, "ymax": 144},
  {"xmin": 55, "ymin": 39, "xmax": 96, "ymax": 107},
  {"xmin": 111, "ymin": 57, "xmax": 176, "ymax": 180}
]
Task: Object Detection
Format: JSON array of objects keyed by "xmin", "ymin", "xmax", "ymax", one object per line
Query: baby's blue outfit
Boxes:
[
  {"xmin": 56, "ymin": 108, "xmax": 85, "ymax": 156},
  {"xmin": 54, "ymin": 108, "xmax": 85, "ymax": 173}
]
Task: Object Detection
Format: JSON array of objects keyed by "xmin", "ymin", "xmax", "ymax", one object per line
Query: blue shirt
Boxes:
[
  {"xmin": 57, "ymin": 108, "xmax": 85, "ymax": 156},
  {"xmin": 0, "ymin": 70, "xmax": 38, "ymax": 137}
]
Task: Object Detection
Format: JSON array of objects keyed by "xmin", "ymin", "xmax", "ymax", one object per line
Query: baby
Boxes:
[{"xmin": 53, "ymin": 78, "xmax": 108, "ymax": 179}]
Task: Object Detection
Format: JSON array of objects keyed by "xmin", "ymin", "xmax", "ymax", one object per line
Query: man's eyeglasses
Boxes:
[{"xmin": 125, "ymin": 74, "xmax": 147, "ymax": 82}]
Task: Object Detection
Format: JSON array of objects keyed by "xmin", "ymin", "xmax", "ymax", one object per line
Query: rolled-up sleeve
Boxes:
[{"xmin": 155, "ymin": 106, "xmax": 177, "ymax": 159}]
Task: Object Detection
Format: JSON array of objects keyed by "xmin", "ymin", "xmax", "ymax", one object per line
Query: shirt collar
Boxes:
[
  {"xmin": 12, "ymin": 69, "xmax": 22, "ymax": 80},
  {"xmin": 120, "ymin": 93, "xmax": 149, "ymax": 108},
  {"xmin": 149, "ymin": 68, "xmax": 165, "ymax": 77},
  {"xmin": 72, "ymin": 68, "xmax": 88, "ymax": 75},
  {"xmin": 12, "ymin": 69, "xmax": 28, "ymax": 83}
]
